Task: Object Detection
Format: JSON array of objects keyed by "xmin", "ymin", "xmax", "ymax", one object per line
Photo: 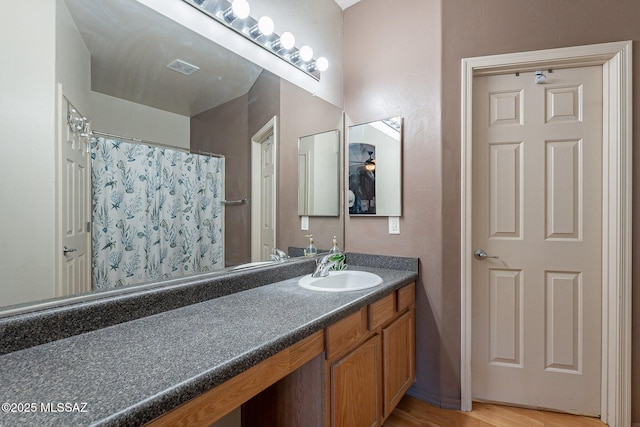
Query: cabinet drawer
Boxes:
[
  {"xmin": 397, "ymin": 282, "xmax": 416, "ymax": 312},
  {"xmin": 325, "ymin": 307, "xmax": 368, "ymax": 360},
  {"xmin": 368, "ymin": 293, "xmax": 395, "ymax": 330}
]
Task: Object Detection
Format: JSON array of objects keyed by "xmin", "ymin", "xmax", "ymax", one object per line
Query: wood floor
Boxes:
[{"xmin": 383, "ymin": 396, "xmax": 606, "ymax": 427}]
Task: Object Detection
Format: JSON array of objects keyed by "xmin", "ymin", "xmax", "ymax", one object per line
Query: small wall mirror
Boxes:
[
  {"xmin": 348, "ymin": 117, "xmax": 402, "ymax": 216},
  {"xmin": 298, "ymin": 130, "xmax": 340, "ymax": 216}
]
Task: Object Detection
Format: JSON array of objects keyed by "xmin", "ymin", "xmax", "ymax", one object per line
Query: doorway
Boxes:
[
  {"xmin": 471, "ymin": 66, "xmax": 603, "ymax": 415},
  {"xmin": 460, "ymin": 41, "xmax": 632, "ymax": 426},
  {"xmin": 56, "ymin": 85, "xmax": 91, "ymax": 298},
  {"xmin": 251, "ymin": 116, "xmax": 278, "ymax": 262}
]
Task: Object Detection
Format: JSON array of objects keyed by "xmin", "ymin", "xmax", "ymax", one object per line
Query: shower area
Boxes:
[
  {"xmin": 51, "ymin": 0, "xmax": 266, "ymax": 297},
  {"xmin": 90, "ymin": 134, "xmax": 225, "ymax": 290}
]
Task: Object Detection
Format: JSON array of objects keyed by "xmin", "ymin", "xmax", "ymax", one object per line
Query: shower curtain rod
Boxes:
[{"xmin": 91, "ymin": 130, "xmax": 224, "ymax": 159}]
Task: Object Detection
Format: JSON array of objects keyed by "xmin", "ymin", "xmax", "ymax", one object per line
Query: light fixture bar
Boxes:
[{"xmin": 181, "ymin": 0, "xmax": 327, "ymax": 80}]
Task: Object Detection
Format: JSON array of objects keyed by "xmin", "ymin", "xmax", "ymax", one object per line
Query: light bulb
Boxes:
[
  {"xmin": 257, "ymin": 16, "xmax": 274, "ymax": 36},
  {"xmin": 231, "ymin": 0, "xmax": 250, "ymax": 20},
  {"xmin": 315, "ymin": 56, "xmax": 329, "ymax": 72},
  {"xmin": 299, "ymin": 45, "xmax": 313, "ymax": 62},
  {"xmin": 280, "ymin": 32, "xmax": 295, "ymax": 50}
]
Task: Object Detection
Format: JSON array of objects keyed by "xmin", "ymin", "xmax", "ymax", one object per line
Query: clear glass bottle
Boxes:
[
  {"xmin": 329, "ymin": 235, "xmax": 340, "ymax": 254},
  {"xmin": 304, "ymin": 234, "xmax": 317, "ymax": 257}
]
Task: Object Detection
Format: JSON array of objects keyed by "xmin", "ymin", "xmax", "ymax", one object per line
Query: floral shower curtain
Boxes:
[{"xmin": 90, "ymin": 137, "xmax": 224, "ymax": 290}]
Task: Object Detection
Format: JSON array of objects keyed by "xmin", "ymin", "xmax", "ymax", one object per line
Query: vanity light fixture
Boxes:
[
  {"xmin": 221, "ymin": 0, "xmax": 250, "ymax": 22},
  {"xmin": 289, "ymin": 45, "xmax": 313, "ymax": 63},
  {"xmin": 248, "ymin": 16, "xmax": 275, "ymax": 38},
  {"xmin": 271, "ymin": 31, "xmax": 296, "ymax": 52},
  {"xmin": 299, "ymin": 45, "xmax": 314, "ymax": 62},
  {"xmin": 307, "ymin": 56, "xmax": 329, "ymax": 73},
  {"xmin": 182, "ymin": 0, "xmax": 328, "ymax": 80},
  {"xmin": 382, "ymin": 117, "xmax": 402, "ymax": 133}
]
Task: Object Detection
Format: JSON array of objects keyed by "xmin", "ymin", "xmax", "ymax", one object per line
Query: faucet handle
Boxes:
[
  {"xmin": 271, "ymin": 248, "xmax": 288, "ymax": 261},
  {"xmin": 316, "ymin": 254, "xmax": 331, "ymax": 264}
]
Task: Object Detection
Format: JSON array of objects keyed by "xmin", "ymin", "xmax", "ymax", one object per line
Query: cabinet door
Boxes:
[
  {"xmin": 330, "ymin": 335, "xmax": 381, "ymax": 427},
  {"xmin": 382, "ymin": 310, "xmax": 415, "ymax": 417}
]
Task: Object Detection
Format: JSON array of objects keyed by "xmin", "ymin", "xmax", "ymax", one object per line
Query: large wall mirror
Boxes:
[
  {"xmin": 298, "ymin": 130, "xmax": 340, "ymax": 217},
  {"xmin": 348, "ymin": 117, "xmax": 402, "ymax": 216},
  {"xmin": 0, "ymin": 0, "xmax": 343, "ymax": 313}
]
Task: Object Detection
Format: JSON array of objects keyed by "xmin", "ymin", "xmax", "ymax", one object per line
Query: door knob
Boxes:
[
  {"xmin": 63, "ymin": 246, "xmax": 77, "ymax": 255},
  {"xmin": 474, "ymin": 249, "xmax": 499, "ymax": 260}
]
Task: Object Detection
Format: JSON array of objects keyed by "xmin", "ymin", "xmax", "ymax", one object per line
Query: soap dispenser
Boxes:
[
  {"xmin": 328, "ymin": 236, "xmax": 346, "ymax": 271},
  {"xmin": 329, "ymin": 236, "xmax": 341, "ymax": 254},
  {"xmin": 304, "ymin": 234, "xmax": 317, "ymax": 257}
]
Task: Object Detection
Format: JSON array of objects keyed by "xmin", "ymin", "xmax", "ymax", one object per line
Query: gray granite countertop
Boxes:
[{"xmin": 0, "ymin": 266, "xmax": 416, "ymax": 426}]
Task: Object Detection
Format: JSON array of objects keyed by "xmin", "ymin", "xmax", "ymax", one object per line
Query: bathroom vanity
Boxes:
[
  {"xmin": 0, "ymin": 254, "xmax": 417, "ymax": 427},
  {"xmin": 151, "ymin": 283, "xmax": 415, "ymax": 427}
]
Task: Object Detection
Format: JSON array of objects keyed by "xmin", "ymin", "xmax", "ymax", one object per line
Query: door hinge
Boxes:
[{"xmin": 86, "ymin": 222, "xmax": 91, "ymax": 232}]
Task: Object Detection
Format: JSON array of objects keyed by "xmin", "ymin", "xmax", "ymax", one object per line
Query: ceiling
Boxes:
[
  {"xmin": 65, "ymin": 0, "xmax": 262, "ymax": 117},
  {"xmin": 64, "ymin": 0, "xmax": 355, "ymax": 117},
  {"xmin": 334, "ymin": 0, "xmax": 361, "ymax": 10}
]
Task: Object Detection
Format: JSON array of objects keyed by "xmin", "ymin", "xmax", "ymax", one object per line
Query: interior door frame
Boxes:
[
  {"xmin": 251, "ymin": 116, "xmax": 278, "ymax": 262},
  {"xmin": 460, "ymin": 41, "xmax": 632, "ymax": 427},
  {"xmin": 55, "ymin": 83, "xmax": 92, "ymax": 298}
]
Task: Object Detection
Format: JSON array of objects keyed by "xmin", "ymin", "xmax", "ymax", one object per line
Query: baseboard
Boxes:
[{"xmin": 406, "ymin": 386, "xmax": 462, "ymax": 410}]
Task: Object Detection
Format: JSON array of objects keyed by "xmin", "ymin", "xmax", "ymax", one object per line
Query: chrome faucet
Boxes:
[
  {"xmin": 270, "ymin": 248, "xmax": 288, "ymax": 262},
  {"xmin": 312, "ymin": 254, "xmax": 339, "ymax": 278}
]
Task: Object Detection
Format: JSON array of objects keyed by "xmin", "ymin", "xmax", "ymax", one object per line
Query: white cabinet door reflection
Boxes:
[{"xmin": 298, "ymin": 129, "xmax": 340, "ymax": 216}]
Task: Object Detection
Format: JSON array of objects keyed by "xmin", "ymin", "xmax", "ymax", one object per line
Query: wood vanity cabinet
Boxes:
[
  {"xmin": 382, "ymin": 309, "xmax": 415, "ymax": 416},
  {"xmin": 148, "ymin": 282, "xmax": 416, "ymax": 427},
  {"xmin": 330, "ymin": 334, "xmax": 381, "ymax": 427},
  {"xmin": 326, "ymin": 282, "xmax": 416, "ymax": 427}
]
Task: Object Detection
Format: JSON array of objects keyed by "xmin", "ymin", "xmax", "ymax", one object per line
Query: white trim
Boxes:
[
  {"xmin": 219, "ymin": 158, "xmax": 226, "ymax": 269},
  {"xmin": 55, "ymin": 83, "xmax": 64, "ymax": 297},
  {"xmin": 250, "ymin": 116, "xmax": 278, "ymax": 262},
  {"xmin": 460, "ymin": 41, "xmax": 632, "ymax": 427}
]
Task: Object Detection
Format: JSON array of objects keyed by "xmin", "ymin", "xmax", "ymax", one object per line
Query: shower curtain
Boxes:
[{"xmin": 90, "ymin": 137, "xmax": 224, "ymax": 290}]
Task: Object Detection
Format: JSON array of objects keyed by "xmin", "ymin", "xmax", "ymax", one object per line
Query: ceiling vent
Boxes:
[{"xmin": 166, "ymin": 59, "xmax": 200, "ymax": 76}]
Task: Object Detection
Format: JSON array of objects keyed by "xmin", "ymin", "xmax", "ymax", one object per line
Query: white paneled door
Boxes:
[
  {"xmin": 471, "ymin": 67, "xmax": 602, "ymax": 415},
  {"xmin": 58, "ymin": 94, "xmax": 91, "ymax": 297},
  {"xmin": 251, "ymin": 117, "xmax": 277, "ymax": 263},
  {"xmin": 260, "ymin": 134, "xmax": 276, "ymax": 261}
]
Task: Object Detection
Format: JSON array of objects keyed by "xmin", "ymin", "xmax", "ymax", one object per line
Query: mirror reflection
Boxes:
[
  {"xmin": 0, "ymin": 0, "xmax": 343, "ymax": 312},
  {"xmin": 348, "ymin": 117, "xmax": 402, "ymax": 216},
  {"xmin": 298, "ymin": 130, "xmax": 340, "ymax": 217}
]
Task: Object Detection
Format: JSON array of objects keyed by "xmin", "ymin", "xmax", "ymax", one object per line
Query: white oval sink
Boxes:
[{"xmin": 298, "ymin": 270, "xmax": 383, "ymax": 292}]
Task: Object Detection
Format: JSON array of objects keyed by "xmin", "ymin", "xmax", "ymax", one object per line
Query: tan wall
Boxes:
[
  {"xmin": 191, "ymin": 70, "xmax": 344, "ymax": 264},
  {"xmin": 191, "ymin": 70, "xmax": 280, "ymax": 267},
  {"xmin": 278, "ymin": 80, "xmax": 344, "ymax": 252},
  {"xmin": 191, "ymin": 94, "xmax": 250, "ymax": 267},
  {"xmin": 345, "ymin": 0, "xmax": 640, "ymax": 419},
  {"xmin": 248, "ymin": 71, "xmax": 280, "ymax": 139},
  {"xmin": 440, "ymin": 0, "xmax": 640, "ymax": 419},
  {"xmin": 246, "ymin": 0, "xmax": 344, "ymax": 107},
  {"xmin": 343, "ymin": 0, "xmax": 446, "ymax": 405}
]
